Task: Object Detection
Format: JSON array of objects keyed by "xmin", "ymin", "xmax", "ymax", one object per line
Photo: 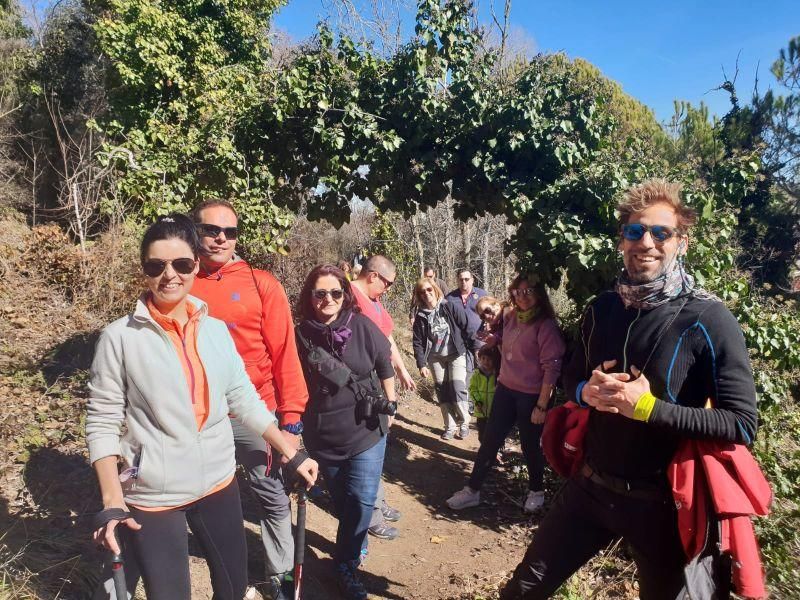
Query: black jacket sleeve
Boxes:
[
  {"xmin": 411, "ymin": 314, "xmax": 427, "ymax": 369},
  {"xmin": 358, "ymin": 317, "xmax": 394, "ymax": 381},
  {"xmin": 648, "ymin": 302, "xmax": 758, "ymax": 444},
  {"xmin": 563, "ymin": 302, "xmax": 597, "ymax": 404},
  {"xmin": 445, "ymin": 301, "xmax": 474, "ymax": 352}
]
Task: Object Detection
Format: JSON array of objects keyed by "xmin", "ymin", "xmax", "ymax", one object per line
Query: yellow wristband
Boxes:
[{"xmin": 633, "ymin": 391, "xmax": 657, "ymax": 422}]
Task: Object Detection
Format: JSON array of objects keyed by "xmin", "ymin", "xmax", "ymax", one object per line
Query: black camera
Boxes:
[{"xmin": 356, "ymin": 388, "xmax": 397, "ymax": 422}]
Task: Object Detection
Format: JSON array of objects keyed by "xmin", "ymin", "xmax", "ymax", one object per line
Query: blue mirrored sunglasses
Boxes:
[{"xmin": 621, "ymin": 223, "xmax": 680, "ymax": 243}]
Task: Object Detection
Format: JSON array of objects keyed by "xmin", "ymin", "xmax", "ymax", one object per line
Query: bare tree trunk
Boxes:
[
  {"xmin": 71, "ymin": 182, "xmax": 86, "ymax": 253},
  {"xmin": 463, "ymin": 220, "xmax": 472, "ymax": 272},
  {"xmin": 482, "ymin": 217, "xmax": 490, "ymax": 290},
  {"xmin": 502, "ymin": 223, "xmax": 514, "ymax": 287},
  {"xmin": 411, "ymin": 213, "xmax": 425, "ymax": 276},
  {"xmin": 443, "ymin": 196, "xmax": 453, "ymax": 276}
]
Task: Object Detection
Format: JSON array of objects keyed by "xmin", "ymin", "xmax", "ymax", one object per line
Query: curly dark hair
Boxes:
[{"xmin": 297, "ymin": 265, "xmax": 359, "ymax": 321}]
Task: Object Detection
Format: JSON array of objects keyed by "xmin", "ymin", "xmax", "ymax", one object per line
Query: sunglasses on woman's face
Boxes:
[
  {"xmin": 511, "ymin": 288, "xmax": 535, "ymax": 297},
  {"xmin": 621, "ymin": 223, "xmax": 679, "ymax": 243},
  {"xmin": 313, "ymin": 289, "xmax": 344, "ymax": 300},
  {"xmin": 480, "ymin": 307, "xmax": 496, "ymax": 318},
  {"xmin": 196, "ymin": 223, "xmax": 239, "ymax": 240},
  {"xmin": 420, "ymin": 287, "xmax": 434, "ymax": 294},
  {"xmin": 142, "ymin": 258, "xmax": 197, "ymax": 278}
]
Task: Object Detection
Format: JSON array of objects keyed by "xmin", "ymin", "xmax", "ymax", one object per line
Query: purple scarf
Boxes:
[{"xmin": 306, "ymin": 310, "xmax": 354, "ymax": 355}]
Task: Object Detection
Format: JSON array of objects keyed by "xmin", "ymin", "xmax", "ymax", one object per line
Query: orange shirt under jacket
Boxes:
[{"xmin": 135, "ymin": 297, "xmax": 233, "ymax": 511}]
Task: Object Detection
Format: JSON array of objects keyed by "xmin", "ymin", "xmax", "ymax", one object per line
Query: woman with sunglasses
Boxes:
[
  {"xmin": 447, "ymin": 275, "xmax": 565, "ymax": 514},
  {"xmin": 86, "ymin": 214, "xmax": 318, "ymax": 600},
  {"xmin": 295, "ymin": 265, "xmax": 396, "ymax": 600},
  {"xmin": 411, "ymin": 277, "xmax": 475, "ymax": 440}
]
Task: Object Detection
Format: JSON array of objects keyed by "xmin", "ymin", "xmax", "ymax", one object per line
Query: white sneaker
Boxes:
[
  {"xmin": 244, "ymin": 587, "xmax": 257, "ymax": 600},
  {"xmin": 446, "ymin": 486, "xmax": 480, "ymax": 510},
  {"xmin": 523, "ymin": 490, "xmax": 545, "ymax": 513}
]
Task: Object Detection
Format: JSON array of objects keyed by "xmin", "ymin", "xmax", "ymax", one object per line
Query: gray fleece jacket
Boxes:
[{"xmin": 85, "ymin": 295, "xmax": 276, "ymax": 508}]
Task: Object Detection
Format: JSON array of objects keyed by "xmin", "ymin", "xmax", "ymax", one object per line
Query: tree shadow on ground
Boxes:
[
  {"xmin": 40, "ymin": 330, "xmax": 101, "ymax": 385},
  {"xmin": 382, "ymin": 416, "xmax": 551, "ymax": 537},
  {"xmin": 0, "ymin": 445, "xmax": 108, "ymax": 599}
]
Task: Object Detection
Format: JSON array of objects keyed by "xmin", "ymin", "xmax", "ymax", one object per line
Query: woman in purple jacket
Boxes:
[{"xmin": 446, "ymin": 275, "xmax": 566, "ymax": 513}]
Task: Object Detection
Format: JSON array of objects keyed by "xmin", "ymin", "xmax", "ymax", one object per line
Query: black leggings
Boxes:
[
  {"xmin": 469, "ymin": 383, "xmax": 545, "ymax": 492},
  {"xmin": 499, "ymin": 475, "xmax": 685, "ymax": 599},
  {"xmin": 122, "ymin": 479, "xmax": 248, "ymax": 600}
]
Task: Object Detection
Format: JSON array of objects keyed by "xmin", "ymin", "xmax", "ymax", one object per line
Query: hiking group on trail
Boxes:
[{"xmin": 86, "ymin": 179, "xmax": 770, "ymax": 600}]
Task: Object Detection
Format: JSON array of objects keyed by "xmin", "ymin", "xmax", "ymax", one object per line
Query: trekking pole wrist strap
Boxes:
[
  {"xmin": 93, "ymin": 507, "xmax": 131, "ymax": 531},
  {"xmin": 285, "ymin": 449, "xmax": 310, "ymax": 476}
]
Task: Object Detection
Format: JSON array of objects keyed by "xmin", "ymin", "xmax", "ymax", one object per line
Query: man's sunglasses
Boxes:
[
  {"xmin": 373, "ymin": 272, "xmax": 395, "ymax": 289},
  {"xmin": 142, "ymin": 258, "xmax": 197, "ymax": 278},
  {"xmin": 196, "ymin": 223, "xmax": 239, "ymax": 240},
  {"xmin": 621, "ymin": 223, "xmax": 680, "ymax": 243},
  {"xmin": 312, "ymin": 289, "xmax": 344, "ymax": 300}
]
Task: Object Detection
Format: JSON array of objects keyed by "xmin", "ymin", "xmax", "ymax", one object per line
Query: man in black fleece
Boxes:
[{"xmin": 500, "ymin": 179, "xmax": 758, "ymax": 600}]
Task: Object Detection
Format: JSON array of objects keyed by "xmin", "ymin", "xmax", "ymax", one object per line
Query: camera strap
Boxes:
[{"xmin": 296, "ymin": 328, "xmax": 372, "ymax": 391}]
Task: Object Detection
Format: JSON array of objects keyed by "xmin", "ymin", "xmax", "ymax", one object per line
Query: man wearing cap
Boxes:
[{"xmin": 500, "ymin": 179, "xmax": 758, "ymax": 599}]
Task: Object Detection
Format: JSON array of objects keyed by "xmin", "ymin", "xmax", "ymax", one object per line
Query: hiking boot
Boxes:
[
  {"xmin": 456, "ymin": 424, "xmax": 470, "ymax": 440},
  {"xmin": 440, "ymin": 429, "xmax": 455, "ymax": 440},
  {"xmin": 367, "ymin": 521, "xmax": 398, "ymax": 539},
  {"xmin": 259, "ymin": 572, "xmax": 294, "ymax": 600},
  {"xmin": 335, "ymin": 560, "xmax": 368, "ymax": 600},
  {"xmin": 446, "ymin": 486, "xmax": 480, "ymax": 510},
  {"xmin": 381, "ymin": 501, "xmax": 401, "ymax": 522},
  {"xmin": 523, "ymin": 490, "xmax": 546, "ymax": 514}
]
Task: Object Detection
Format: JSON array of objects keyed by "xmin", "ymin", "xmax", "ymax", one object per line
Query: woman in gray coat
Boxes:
[{"xmin": 412, "ymin": 277, "xmax": 475, "ymax": 440}]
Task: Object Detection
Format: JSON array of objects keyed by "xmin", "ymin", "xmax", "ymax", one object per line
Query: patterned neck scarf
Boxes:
[{"xmin": 615, "ymin": 261, "xmax": 717, "ymax": 310}]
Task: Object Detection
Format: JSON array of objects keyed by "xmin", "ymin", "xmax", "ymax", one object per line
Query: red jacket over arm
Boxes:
[{"xmin": 669, "ymin": 439, "xmax": 771, "ymax": 599}]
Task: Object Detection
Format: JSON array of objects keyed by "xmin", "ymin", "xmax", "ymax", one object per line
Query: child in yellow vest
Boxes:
[{"xmin": 470, "ymin": 346, "xmax": 500, "ymax": 442}]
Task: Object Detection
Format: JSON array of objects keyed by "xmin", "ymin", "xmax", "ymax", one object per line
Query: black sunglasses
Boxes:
[
  {"xmin": 621, "ymin": 223, "xmax": 680, "ymax": 243},
  {"xmin": 196, "ymin": 223, "xmax": 239, "ymax": 240},
  {"xmin": 511, "ymin": 288, "xmax": 536, "ymax": 297},
  {"xmin": 312, "ymin": 288, "xmax": 344, "ymax": 300},
  {"xmin": 142, "ymin": 258, "xmax": 197, "ymax": 278},
  {"xmin": 373, "ymin": 272, "xmax": 395, "ymax": 289}
]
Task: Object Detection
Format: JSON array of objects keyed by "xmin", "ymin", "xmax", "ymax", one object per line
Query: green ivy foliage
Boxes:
[{"xmin": 91, "ymin": 0, "xmax": 291, "ymax": 252}]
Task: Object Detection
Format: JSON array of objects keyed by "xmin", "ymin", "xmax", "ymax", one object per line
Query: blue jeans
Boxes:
[{"xmin": 313, "ymin": 436, "xmax": 387, "ymax": 565}]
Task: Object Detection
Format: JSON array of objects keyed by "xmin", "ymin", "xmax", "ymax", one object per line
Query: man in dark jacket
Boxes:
[
  {"xmin": 500, "ymin": 179, "xmax": 758, "ymax": 600},
  {"xmin": 445, "ymin": 269, "xmax": 485, "ymax": 386}
]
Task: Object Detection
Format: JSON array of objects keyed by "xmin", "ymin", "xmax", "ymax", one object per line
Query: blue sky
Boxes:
[{"xmin": 273, "ymin": 0, "xmax": 800, "ymax": 125}]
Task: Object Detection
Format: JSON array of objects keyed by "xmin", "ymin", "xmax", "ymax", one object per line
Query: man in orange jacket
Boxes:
[{"xmin": 191, "ymin": 200, "xmax": 309, "ymax": 600}]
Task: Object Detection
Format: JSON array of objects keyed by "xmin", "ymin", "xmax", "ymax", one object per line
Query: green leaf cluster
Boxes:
[{"xmin": 92, "ymin": 0, "xmax": 290, "ymax": 251}]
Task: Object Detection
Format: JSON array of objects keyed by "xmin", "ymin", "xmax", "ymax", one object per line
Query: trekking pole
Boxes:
[
  {"xmin": 110, "ymin": 531, "xmax": 127, "ymax": 600},
  {"xmin": 293, "ymin": 488, "xmax": 307, "ymax": 600},
  {"xmin": 93, "ymin": 508, "xmax": 130, "ymax": 600}
]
